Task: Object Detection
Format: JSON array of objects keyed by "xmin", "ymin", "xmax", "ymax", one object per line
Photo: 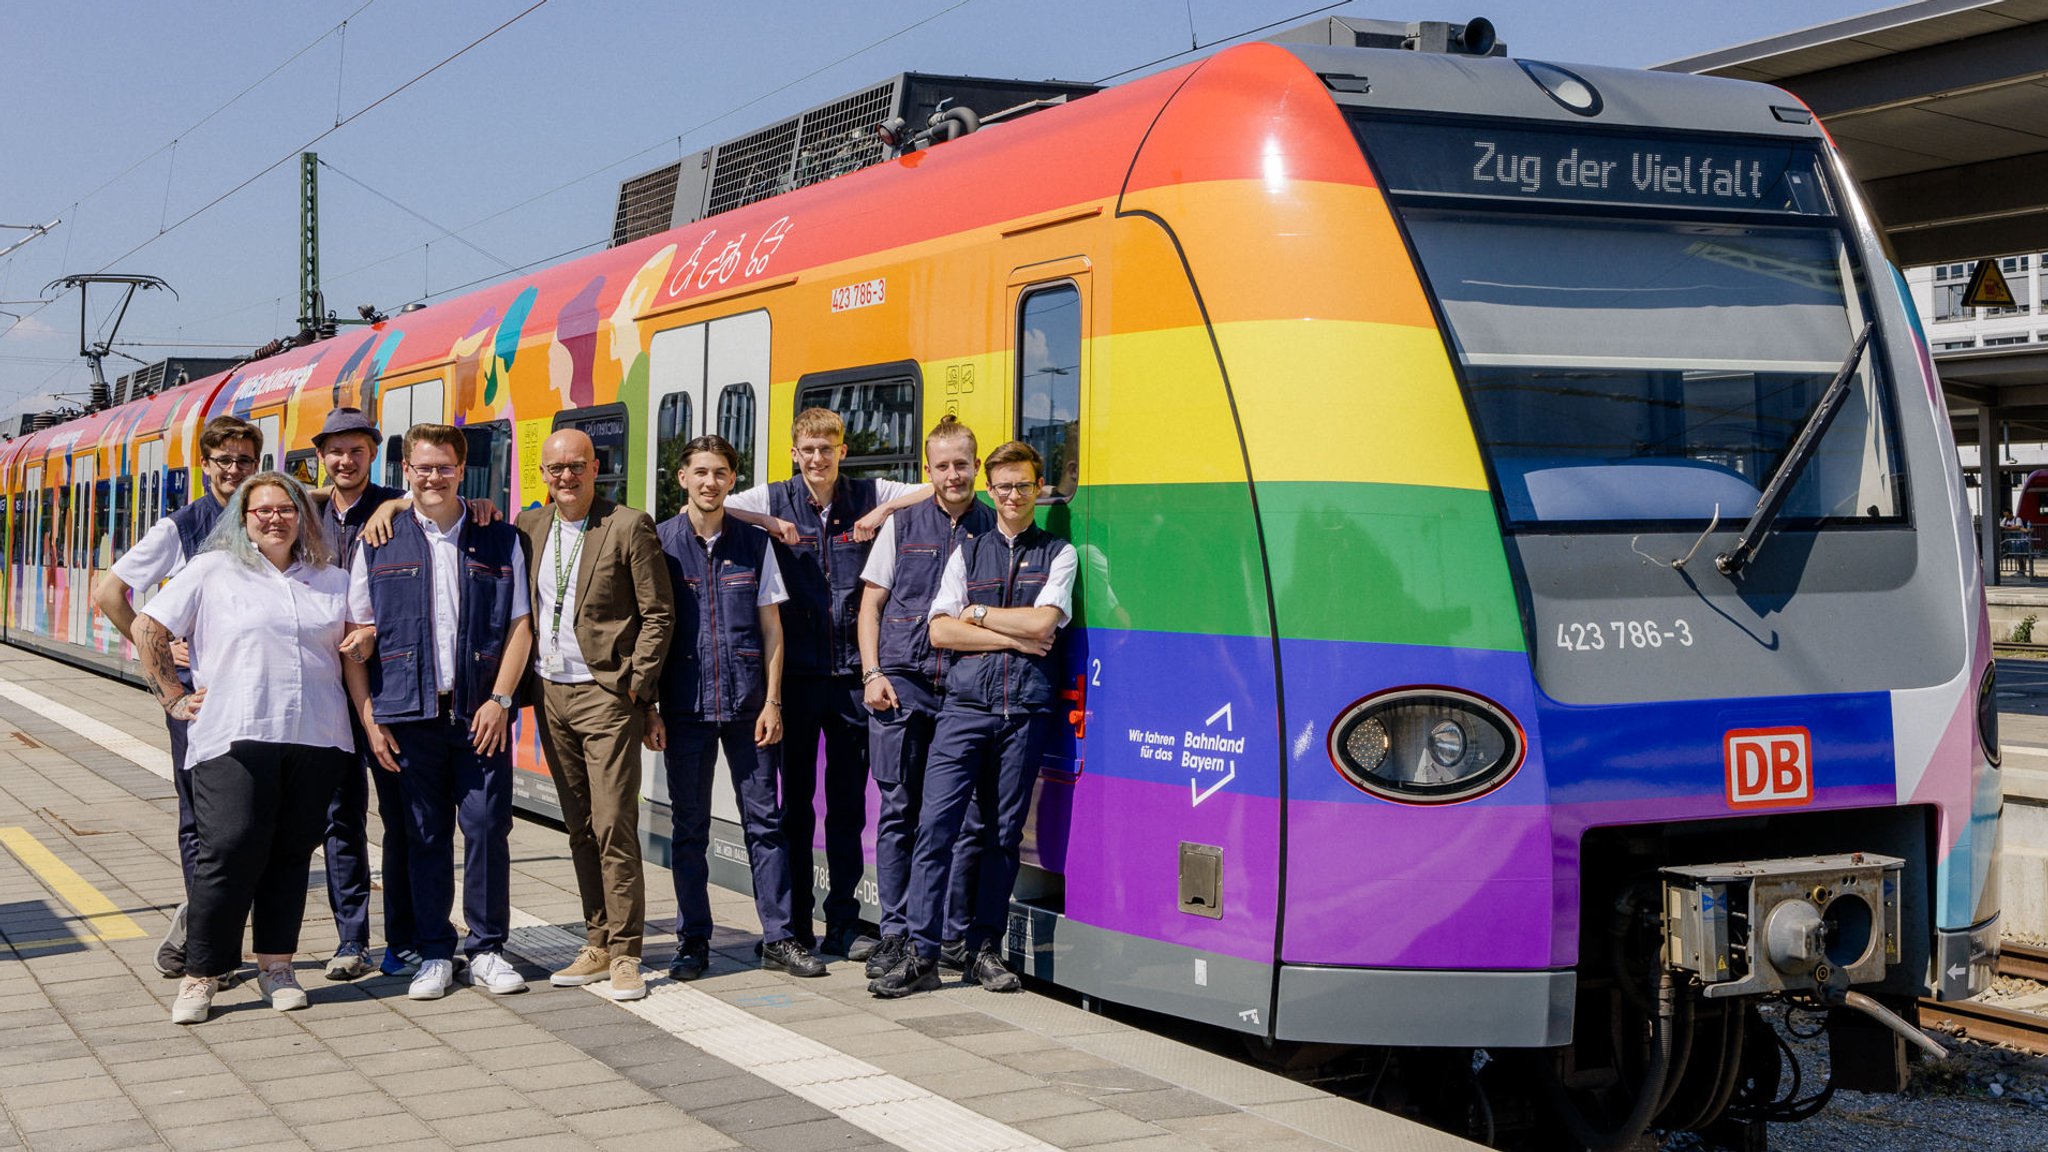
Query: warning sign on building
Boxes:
[{"xmin": 1963, "ymin": 259, "xmax": 2018, "ymax": 309}]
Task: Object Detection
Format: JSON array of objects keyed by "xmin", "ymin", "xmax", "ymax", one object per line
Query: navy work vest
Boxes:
[
  {"xmin": 767, "ymin": 475, "xmax": 880, "ymax": 678},
  {"xmin": 170, "ymin": 494, "xmax": 224, "ymax": 560},
  {"xmin": 323, "ymin": 483, "xmax": 402, "ymax": 564},
  {"xmin": 657, "ymin": 515, "xmax": 771, "ymax": 723},
  {"xmin": 359, "ymin": 512, "xmax": 522, "ymax": 725},
  {"xmin": 944, "ymin": 525, "xmax": 1069, "ymax": 715},
  {"xmin": 877, "ymin": 498, "xmax": 994, "ymax": 684}
]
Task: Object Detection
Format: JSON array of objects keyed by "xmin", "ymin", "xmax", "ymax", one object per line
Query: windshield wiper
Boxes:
[{"xmin": 1715, "ymin": 322, "xmax": 1875, "ymax": 578}]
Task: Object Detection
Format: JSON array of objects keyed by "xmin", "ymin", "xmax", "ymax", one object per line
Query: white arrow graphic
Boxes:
[
  {"xmin": 1947, "ymin": 964, "xmax": 1967, "ymax": 980},
  {"xmin": 1205, "ymin": 702, "xmax": 1233, "ymax": 731},
  {"xmin": 1191, "ymin": 763, "xmax": 1235, "ymax": 806}
]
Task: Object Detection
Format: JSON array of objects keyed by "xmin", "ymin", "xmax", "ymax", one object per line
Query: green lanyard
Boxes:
[{"xmin": 550, "ymin": 512, "xmax": 587, "ymax": 649}]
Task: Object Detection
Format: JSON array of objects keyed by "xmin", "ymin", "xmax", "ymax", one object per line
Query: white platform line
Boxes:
[
  {"xmin": 503, "ymin": 922, "xmax": 1061, "ymax": 1151},
  {"xmin": 0, "ymin": 669, "xmax": 1059, "ymax": 1152},
  {"xmin": 0, "ymin": 674, "xmax": 174, "ymax": 778}
]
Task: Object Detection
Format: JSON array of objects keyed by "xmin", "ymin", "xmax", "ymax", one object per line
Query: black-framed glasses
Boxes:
[
  {"xmin": 989, "ymin": 482, "xmax": 1040, "ymax": 498},
  {"xmin": 541, "ymin": 461, "xmax": 589, "ymax": 478},
  {"xmin": 208, "ymin": 455, "xmax": 258, "ymax": 471},
  {"xmin": 407, "ymin": 463, "xmax": 459, "ymax": 479}
]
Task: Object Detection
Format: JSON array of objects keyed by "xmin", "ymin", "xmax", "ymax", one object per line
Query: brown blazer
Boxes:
[{"xmin": 516, "ymin": 496, "xmax": 674, "ymax": 708}]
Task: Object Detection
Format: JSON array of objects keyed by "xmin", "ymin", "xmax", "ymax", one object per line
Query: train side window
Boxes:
[
  {"xmin": 655, "ymin": 392, "xmax": 693, "ymax": 523},
  {"xmin": 460, "ymin": 421, "xmax": 513, "ymax": 512},
  {"xmin": 552, "ymin": 404, "xmax": 630, "ymax": 507},
  {"xmin": 1017, "ymin": 284, "xmax": 1082, "ymax": 502},
  {"xmin": 93, "ymin": 478, "xmax": 111, "ymax": 566},
  {"xmin": 9, "ymin": 494, "xmax": 21, "ymax": 564},
  {"xmin": 795, "ymin": 364, "xmax": 920, "ymax": 484},
  {"xmin": 113, "ymin": 477, "xmax": 133, "ymax": 554},
  {"xmin": 285, "ymin": 449, "xmax": 318, "ymax": 487},
  {"xmin": 717, "ymin": 383, "xmax": 759, "ymax": 489}
]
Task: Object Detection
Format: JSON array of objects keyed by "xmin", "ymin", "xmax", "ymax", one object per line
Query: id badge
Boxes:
[{"xmin": 541, "ymin": 650, "xmax": 566, "ymax": 677}]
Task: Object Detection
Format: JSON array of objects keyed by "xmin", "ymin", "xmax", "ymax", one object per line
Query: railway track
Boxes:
[{"xmin": 1916, "ymin": 942, "xmax": 2048, "ymax": 1054}]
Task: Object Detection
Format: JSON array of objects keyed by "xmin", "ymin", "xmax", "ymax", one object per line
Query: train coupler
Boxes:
[{"xmin": 1660, "ymin": 852, "xmax": 1903, "ymax": 999}]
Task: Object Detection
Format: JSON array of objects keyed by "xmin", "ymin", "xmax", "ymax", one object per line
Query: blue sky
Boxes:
[{"xmin": 0, "ymin": 0, "xmax": 1890, "ymax": 418}]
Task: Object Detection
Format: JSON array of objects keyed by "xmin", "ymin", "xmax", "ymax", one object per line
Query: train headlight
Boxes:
[{"xmin": 1329, "ymin": 689, "xmax": 1524, "ymax": 803}]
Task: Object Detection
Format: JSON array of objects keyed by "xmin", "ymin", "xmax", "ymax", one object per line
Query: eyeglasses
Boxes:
[
  {"xmin": 989, "ymin": 482, "xmax": 1040, "ymax": 498},
  {"xmin": 541, "ymin": 461, "xmax": 589, "ymax": 478},
  {"xmin": 208, "ymin": 455, "xmax": 258, "ymax": 471},
  {"xmin": 407, "ymin": 464, "xmax": 459, "ymax": 479},
  {"xmin": 246, "ymin": 507, "xmax": 299, "ymax": 522}
]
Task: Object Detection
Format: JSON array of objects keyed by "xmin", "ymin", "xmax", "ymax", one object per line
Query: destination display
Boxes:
[{"xmin": 1360, "ymin": 119, "xmax": 1833, "ymax": 216}]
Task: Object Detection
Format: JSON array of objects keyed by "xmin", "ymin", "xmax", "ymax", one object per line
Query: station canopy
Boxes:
[{"xmin": 1659, "ymin": 0, "xmax": 2048, "ymax": 444}]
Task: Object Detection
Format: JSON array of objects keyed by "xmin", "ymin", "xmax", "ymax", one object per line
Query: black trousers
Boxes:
[
  {"xmin": 185, "ymin": 741, "xmax": 351, "ymax": 978},
  {"xmin": 779, "ymin": 673, "xmax": 871, "ymax": 939}
]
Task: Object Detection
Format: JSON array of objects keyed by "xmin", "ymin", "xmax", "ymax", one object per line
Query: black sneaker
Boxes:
[
  {"xmin": 154, "ymin": 902, "xmax": 188, "ymax": 978},
  {"xmin": 821, "ymin": 923, "xmax": 878, "ymax": 959},
  {"xmin": 869, "ymin": 955, "xmax": 941, "ymax": 999},
  {"xmin": 968, "ymin": 946, "xmax": 1021, "ymax": 992},
  {"xmin": 668, "ymin": 937, "xmax": 709, "ymax": 982},
  {"xmin": 938, "ymin": 938, "xmax": 969, "ymax": 971},
  {"xmin": 761, "ymin": 938, "xmax": 827, "ymax": 977},
  {"xmin": 863, "ymin": 935, "xmax": 907, "ymax": 980}
]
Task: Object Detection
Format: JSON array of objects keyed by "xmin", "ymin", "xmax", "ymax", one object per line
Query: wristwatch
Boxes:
[
  {"xmin": 489, "ymin": 693, "xmax": 516, "ymax": 711},
  {"xmin": 969, "ymin": 604, "xmax": 990, "ymax": 625},
  {"xmin": 861, "ymin": 667, "xmax": 884, "ymax": 685}
]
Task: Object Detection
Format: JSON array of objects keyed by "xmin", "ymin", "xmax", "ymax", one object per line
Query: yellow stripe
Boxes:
[
  {"xmin": 0, "ymin": 826, "xmax": 148, "ymax": 942},
  {"xmin": 1087, "ymin": 320, "xmax": 1489, "ymax": 490}
]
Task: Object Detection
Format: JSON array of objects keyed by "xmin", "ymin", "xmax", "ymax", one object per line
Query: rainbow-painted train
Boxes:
[{"xmin": 0, "ymin": 25, "xmax": 2000, "ymax": 1144}]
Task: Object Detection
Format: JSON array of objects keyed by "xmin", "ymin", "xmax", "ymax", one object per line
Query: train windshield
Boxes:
[{"xmin": 1360, "ymin": 117, "xmax": 1904, "ymax": 531}]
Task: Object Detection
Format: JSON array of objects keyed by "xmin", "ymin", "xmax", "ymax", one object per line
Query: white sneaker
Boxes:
[
  {"xmin": 467, "ymin": 950, "xmax": 527, "ymax": 995},
  {"xmin": 408, "ymin": 958, "xmax": 455, "ymax": 1000},
  {"xmin": 257, "ymin": 963, "xmax": 308, "ymax": 1011},
  {"xmin": 171, "ymin": 975, "xmax": 217, "ymax": 1024}
]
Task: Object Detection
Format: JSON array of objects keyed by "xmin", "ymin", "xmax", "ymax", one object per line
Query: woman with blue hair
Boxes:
[{"xmin": 134, "ymin": 471, "xmax": 364, "ymax": 1024}]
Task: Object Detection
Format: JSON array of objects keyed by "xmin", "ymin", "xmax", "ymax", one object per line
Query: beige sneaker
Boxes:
[
  {"xmin": 171, "ymin": 975, "xmax": 217, "ymax": 1024},
  {"xmin": 606, "ymin": 955, "xmax": 646, "ymax": 1001},
  {"xmin": 551, "ymin": 944, "xmax": 611, "ymax": 987}
]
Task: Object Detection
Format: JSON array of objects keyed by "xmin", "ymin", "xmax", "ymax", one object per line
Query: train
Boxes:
[{"xmin": 0, "ymin": 18, "xmax": 2001, "ymax": 1147}]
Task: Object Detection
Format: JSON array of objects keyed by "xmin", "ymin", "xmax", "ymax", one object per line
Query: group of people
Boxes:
[{"xmin": 96, "ymin": 401, "xmax": 1075, "ymax": 1024}]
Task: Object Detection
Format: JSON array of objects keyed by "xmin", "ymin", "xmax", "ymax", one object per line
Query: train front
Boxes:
[{"xmin": 1249, "ymin": 37, "xmax": 2000, "ymax": 1141}]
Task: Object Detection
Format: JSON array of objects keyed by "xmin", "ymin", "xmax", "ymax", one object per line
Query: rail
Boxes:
[{"xmin": 1915, "ymin": 942, "xmax": 2048, "ymax": 1055}]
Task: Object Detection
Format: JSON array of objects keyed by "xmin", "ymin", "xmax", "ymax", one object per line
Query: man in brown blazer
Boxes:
[{"xmin": 517, "ymin": 428, "xmax": 674, "ymax": 1001}]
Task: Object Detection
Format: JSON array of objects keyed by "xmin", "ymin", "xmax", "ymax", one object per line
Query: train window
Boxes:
[
  {"xmin": 113, "ymin": 477, "xmax": 132, "ymax": 554},
  {"xmin": 655, "ymin": 392, "xmax": 693, "ymax": 523},
  {"xmin": 1018, "ymin": 285, "xmax": 1081, "ymax": 502},
  {"xmin": 92, "ymin": 478, "xmax": 111, "ymax": 566},
  {"xmin": 8, "ymin": 494, "xmax": 20, "ymax": 564},
  {"xmin": 1399, "ymin": 211, "xmax": 1904, "ymax": 528},
  {"xmin": 717, "ymin": 383, "xmax": 759, "ymax": 489},
  {"xmin": 552, "ymin": 405, "xmax": 629, "ymax": 507},
  {"xmin": 796, "ymin": 365, "xmax": 919, "ymax": 484},
  {"xmin": 285, "ymin": 450, "xmax": 318, "ymax": 487},
  {"xmin": 460, "ymin": 421, "xmax": 513, "ymax": 512}
]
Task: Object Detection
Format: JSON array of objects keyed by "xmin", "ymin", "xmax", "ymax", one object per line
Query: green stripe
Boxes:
[{"xmin": 1073, "ymin": 481, "xmax": 1525, "ymax": 651}]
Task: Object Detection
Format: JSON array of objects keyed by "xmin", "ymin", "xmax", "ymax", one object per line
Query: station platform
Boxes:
[{"xmin": 0, "ymin": 645, "xmax": 1473, "ymax": 1152}]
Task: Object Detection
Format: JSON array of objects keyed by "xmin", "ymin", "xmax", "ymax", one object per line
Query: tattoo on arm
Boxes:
[{"xmin": 133, "ymin": 616, "xmax": 183, "ymax": 709}]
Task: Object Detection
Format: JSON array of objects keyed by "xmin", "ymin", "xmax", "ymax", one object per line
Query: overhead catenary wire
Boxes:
[{"xmin": 317, "ymin": 159, "xmax": 517, "ymax": 272}]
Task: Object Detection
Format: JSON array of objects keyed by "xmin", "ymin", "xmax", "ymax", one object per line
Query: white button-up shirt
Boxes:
[
  {"xmin": 927, "ymin": 526, "xmax": 1077, "ymax": 626},
  {"xmin": 110, "ymin": 514, "xmax": 198, "ymax": 589},
  {"xmin": 533, "ymin": 512, "xmax": 595, "ymax": 684},
  {"xmin": 140, "ymin": 552, "xmax": 355, "ymax": 769},
  {"xmin": 346, "ymin": 508, "xmax": 530, "ymax": 693}
]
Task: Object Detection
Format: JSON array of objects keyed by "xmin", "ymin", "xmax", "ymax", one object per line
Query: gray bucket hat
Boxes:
[{"xmin": 312, "ymin": 407, "xmax": 380, "ymax": 447}]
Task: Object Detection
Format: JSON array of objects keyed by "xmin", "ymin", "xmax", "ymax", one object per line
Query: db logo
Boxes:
[{"xmin": 1724, "ymin": 727, "xmax": 1813, "ymax": 809}]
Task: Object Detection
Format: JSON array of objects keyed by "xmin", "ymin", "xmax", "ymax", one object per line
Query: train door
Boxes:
[
  {"xmin": 251, "ymin": 411, "xmax": 282, "ymax": 473},
  {"xmin": 1009, "ymin": 272, "xmax": 1090, "ymax": 881},
  {"xmin": 23, "ymin": 463, "xmax": 43, "ymax": 632},
  {"xmin": 67, "ymin": 455, "xmax": 94, "ymax": 645},
  {"xmin": 640, "ymin": 310, "xmax": 772, "ymax": 854},
  {"xmin": 375, "ymin": 376, "xmax": 447, "ymax": 485}
]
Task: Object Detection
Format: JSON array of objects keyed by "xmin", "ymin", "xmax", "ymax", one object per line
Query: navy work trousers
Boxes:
[
  {"xmin": 779, "ymin": 673, "xmax": 870, "ymax": 940},
  {"xmin": 322, "ymin": 723, "xmax": 415, "ymax": 952},
  {"xmin": 868, "ymin": 673, "xmax": 977, "ymax": 942},
  {"xmin": 907, "ymin": 708, "xmax": 1050, "ymax": 959},
  {"xmin": 184, "ymin": 741, "xmax": 350, "ymax": 978},
  {"xmin": 663, "ymin": 709, "xmax": 796, "ymax": 945},
  {"xmin": 385, "ymin": 715, "xmax": 512, "ymax": 961},
  {"xmin": 167, "ymin": 665, "xmax": 198, "ymax": 891}
]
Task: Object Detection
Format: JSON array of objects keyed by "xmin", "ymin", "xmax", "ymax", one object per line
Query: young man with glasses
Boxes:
[
  {"xmin": 345, "ymin": 424, "xmax": 533, "ymax": 1000},
  {"xmin": 870, "ymin": 441, "xmax": 1075, "ymax": 997},
  {"xmin": 92, "ymin": 414, "xmax": 263, "ymax": 979},
  {"xmin": 651, "ymin": 434, "xmax": 825, "ymax": 982},
  {"xmin": 515, "ymin": 429, "xmax": 673, "ymax": 1001},
  {"xmin": 723, "ymin": 408, "xmax": 927, "ymax": 956}
]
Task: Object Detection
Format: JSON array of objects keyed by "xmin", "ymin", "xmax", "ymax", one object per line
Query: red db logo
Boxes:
[{"xmin": 1724, "ymin": 727, "xmax": 1812, "ymax": 809}]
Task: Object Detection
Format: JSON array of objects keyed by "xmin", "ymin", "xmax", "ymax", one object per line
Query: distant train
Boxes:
[{"xmin": 0, "ymin": 22, "xmax": 2000, "ymax": 1146}]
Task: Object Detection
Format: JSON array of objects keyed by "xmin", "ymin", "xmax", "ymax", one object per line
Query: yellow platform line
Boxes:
[{"xmin": 0, "ymin": 826, "xmax": 148, "ymax": 942}]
